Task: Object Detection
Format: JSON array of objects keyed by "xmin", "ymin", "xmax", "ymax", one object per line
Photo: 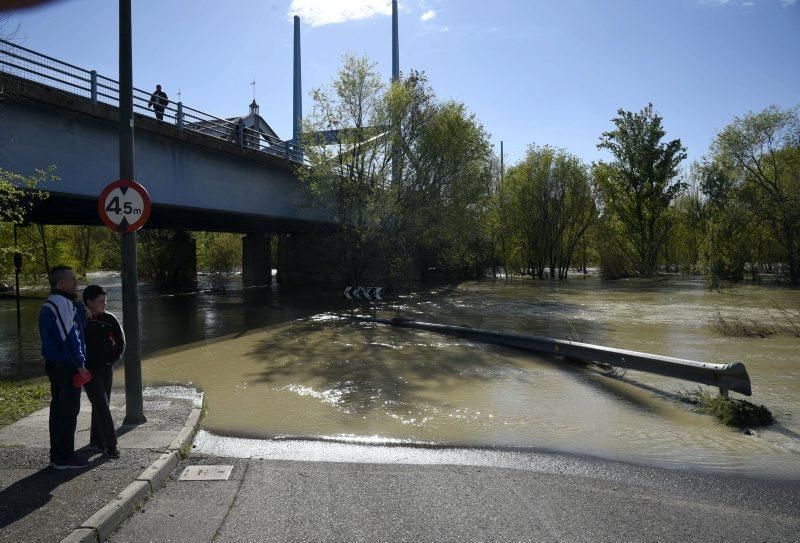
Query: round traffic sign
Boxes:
[{"xmin": 98, "ymin": 179, "xmax": 152, "ymax": 233}]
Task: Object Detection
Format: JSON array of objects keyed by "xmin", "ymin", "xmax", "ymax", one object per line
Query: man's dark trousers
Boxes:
[{"xmin": 45, "ymin": 360, "xmax": 81, "ymax": 463}]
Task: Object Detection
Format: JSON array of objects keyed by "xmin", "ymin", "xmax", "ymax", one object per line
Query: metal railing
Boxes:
[
  {"xmin": 0, "ymin": 39, "xmax": 305, "ymax": 163},
  {"xmin": 353, "ymin": 317, "xmax": 752, "ymax": 396}
]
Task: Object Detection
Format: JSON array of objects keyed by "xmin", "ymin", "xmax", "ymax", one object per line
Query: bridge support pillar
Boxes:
[
  {"xmin": 160, "ymin": 229, "xmax": 198, "ymax": 291},
  {"xmin": 242, "ymin": 233, "xmax": 272, "ymax": 287}
]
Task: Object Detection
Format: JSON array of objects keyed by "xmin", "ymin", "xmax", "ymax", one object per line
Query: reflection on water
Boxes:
[
  {"xmin": 0, "ymin": 272, "xmax": 342, "ymax": 380},
  {"xmin": 3, "ymin": 273, "xmax": 799, "ymax": 478}
]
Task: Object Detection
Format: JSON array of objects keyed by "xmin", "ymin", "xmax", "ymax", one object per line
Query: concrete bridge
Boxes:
[{"xmin": 0, "ymin": 39, "xmax": 335, "ymax": 286}]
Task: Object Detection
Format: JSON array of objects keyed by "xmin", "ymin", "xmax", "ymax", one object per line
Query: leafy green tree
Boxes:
[
  {"xmin": 493, "ymin": 145, "xmax": 595, "ymax": 279},
  {"xmin": 0, "ymin": 166, "xmax": 55, "ymax": 279},
  {"xmin": 300, "ymin": 54, "xmax": 389, "ymax": 284},
  {"xmin": 709, "ymin": 105, "xmax": 800, "ymax": 284},
  {"xmin": 698, "ymin": 160, "xmax": 751, "ymax": 288},
  {"xmin": 596, "ymin": 104, "xmax": 687, "ymax": 277},
  {"xmin": 667, "ymin": 165, "xmax": 704, "ymax": 274},
  {"xmin": 301, "ymin": 57, "xmax": 493, "ymax": 285},
  {"xmin": 196, "ymin": 232, "xmax": 241, "ymax": 291}
]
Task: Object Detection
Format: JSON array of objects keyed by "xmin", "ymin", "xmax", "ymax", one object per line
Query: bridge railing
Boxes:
[{"xmin": 0, "ymin": 39, "xmax": 305, "ymax": 163}]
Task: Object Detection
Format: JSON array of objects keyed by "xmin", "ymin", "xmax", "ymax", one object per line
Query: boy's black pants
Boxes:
[{"xmin": 84, "ymin": 363, "xmax": 117, "ymax": 451}]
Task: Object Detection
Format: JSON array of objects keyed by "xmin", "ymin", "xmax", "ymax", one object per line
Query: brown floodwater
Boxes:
[{"xmin": 124, "ymin": 276, "xmax": 800, "ymax": 479}]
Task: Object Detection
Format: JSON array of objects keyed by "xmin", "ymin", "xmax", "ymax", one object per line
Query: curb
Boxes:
[{"xmin": 60, "ymin": 405, "xmax": 203, "ymax": 543}]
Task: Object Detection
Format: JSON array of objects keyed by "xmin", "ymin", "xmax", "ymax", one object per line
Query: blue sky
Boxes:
[{"xmin": 4, "ymin": 0, "xmax": 799, "ymax": 168}]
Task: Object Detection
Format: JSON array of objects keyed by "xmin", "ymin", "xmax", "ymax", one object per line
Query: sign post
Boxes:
[
  {"xmin": 116, "ymin": 0, "xmax": 147, "ymax": 425},
  {"xmin": 99, "ymin": 178, "xmax": 150, "ymax": 426}
]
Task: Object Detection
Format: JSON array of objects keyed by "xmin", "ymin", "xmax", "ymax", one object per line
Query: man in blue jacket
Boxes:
[{"xmin": 39, "ymin": 265, "xmax": 91, "ymax": 469}]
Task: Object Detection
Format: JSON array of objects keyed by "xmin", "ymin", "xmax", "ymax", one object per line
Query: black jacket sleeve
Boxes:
[{"xmin": 111, "ymin": 313, "xmax": 126, "ymax": 361}]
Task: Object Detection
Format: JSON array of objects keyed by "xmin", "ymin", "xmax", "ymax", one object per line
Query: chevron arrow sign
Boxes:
[{"xmin": 344, "ymin": 286, "xmax": 384, "ymax": 300}]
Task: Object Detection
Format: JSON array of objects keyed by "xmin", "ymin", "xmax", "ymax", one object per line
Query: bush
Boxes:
[{"xmin": 678, "ymin": 387, "xmax": 773, "ymax": 427}]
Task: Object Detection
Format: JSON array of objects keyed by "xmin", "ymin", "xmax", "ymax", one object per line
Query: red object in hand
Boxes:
[{"xmin": 72, "ymin": 370, "xmax": 92, "ymax": 388}]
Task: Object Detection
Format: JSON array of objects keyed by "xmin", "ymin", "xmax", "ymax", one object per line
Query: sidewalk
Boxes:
[{"xmin": 0, "ymin": 385, "xmax": 202, "ymax": 543}]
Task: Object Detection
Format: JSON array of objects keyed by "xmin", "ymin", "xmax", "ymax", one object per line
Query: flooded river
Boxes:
[{"xmin": 2, "ymin": 273, "xmax": 799, "ymax": 478}]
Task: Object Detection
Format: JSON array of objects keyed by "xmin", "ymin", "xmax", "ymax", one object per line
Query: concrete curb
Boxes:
[{"xmin": 60, "ymin": 404, "xmax": 203, "ymax": 543}]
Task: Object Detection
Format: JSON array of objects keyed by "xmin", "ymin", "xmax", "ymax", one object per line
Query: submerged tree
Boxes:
[
  {"xmin": 495, "ymin": 145, "xmax": 595, "ymax": 279},
  {"xmin": 596, "ymin": 104, "xmax": 687, "ymax": 277},
  {"xmin": 300, "ymin": 56, "xmax": 493, "ymax": 285}
]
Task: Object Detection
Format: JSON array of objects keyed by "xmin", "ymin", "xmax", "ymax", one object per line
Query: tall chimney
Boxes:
[
  {"xmin": 293, "ymin": 15, "xmax": 302, "ymax": 144},
  {"xmin": 392, "ymin": 0, "xmax": 399, "ymax": 81}
]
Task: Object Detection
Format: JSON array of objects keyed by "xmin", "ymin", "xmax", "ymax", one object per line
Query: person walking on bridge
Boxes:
[
  {"xmin": 148, "ymin": 84, "xmax": 169, "ymax": 121},
  {"xmin": 39, "ymin": 266, "xmax": 90, "ymax": 469}
]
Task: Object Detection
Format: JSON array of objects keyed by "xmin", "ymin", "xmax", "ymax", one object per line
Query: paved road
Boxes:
[{"xmin": 110, "ymin": 434, "xmax": 800, "ymax": 542}]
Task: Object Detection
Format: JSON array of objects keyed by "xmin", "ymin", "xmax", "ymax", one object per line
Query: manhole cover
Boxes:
[{"xmin": 179, "ymin": 465, "xmax": 234, "ymax": 481}]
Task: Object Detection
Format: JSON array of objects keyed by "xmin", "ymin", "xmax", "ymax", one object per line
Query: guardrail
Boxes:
[
  {"xmin": 353, "ymin": 317, "xmax": 752, "ymax": 396},
  {"xmin": 0, "ymin": 39, "xmax": 304, "ymax": 163}
]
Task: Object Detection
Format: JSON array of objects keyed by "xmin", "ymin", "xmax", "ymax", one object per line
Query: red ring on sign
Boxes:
[{"xmin": 98, "ymin": 179, "xmax": 152, "ymax": 233}]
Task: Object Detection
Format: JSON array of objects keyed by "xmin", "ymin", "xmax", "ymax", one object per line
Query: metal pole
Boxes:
[
  {"xmin": 14, "ymin": 224, "xmax": 21, "ymax": 332},
  {"xmin": 500, "ymin": 141, "xmax": 504, "ymax": 183},
  {"xmin": 120, "ymin": 0, "xmax": 145, "ymax": 425},
  {"xmin": 392, "ymin": 0, "xmax": 399, "ymax": 81},
  {"xmin": 391, "ymin": 0, "xmax": 400, "ymax": 184},
  {"xmin": 90, "ymin": 70, "xmax": 97, "ymax": 104},
  {"xmin": 292, "ymin": 15, "xmax": 302, "ymax": 146}
]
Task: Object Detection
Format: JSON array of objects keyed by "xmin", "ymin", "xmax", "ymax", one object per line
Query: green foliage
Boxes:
[
  {"xmin": 679, "ymin": 387, "xmax": 773, "ymax": 427},
  {"xmin": 0, "ymin": 166, "xmax": 55, "ymax": 279},
  {"xmin": 596, "ymin": 104, "xmax": 687, "ymax": 277},
  {"xmin": 138, "ymin": 229, "xmax": 197, "ymax": 290},
  {"xmin": 196, "ymin": 232, "xmax": 241, "ymax": 291},
  {"xmin": 300, "ymin": 57, "xmax": 493, "ymax": 285},
  {"xmin": 492, "ymin": 145, "xmax": 595, "ymax": 279},
  {"xmin": 709, "ymin": 105, "xmax": 800, "ymax": 284}
]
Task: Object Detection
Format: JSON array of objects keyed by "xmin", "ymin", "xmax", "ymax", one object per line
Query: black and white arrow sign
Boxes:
[{"xmin": 344, "ymin": 286, "xmax": 384, "ymax": 300}]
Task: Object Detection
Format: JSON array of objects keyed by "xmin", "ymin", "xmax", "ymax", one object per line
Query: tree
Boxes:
[
  {"xmin": 300, "ymin": 54, "xmax": 390, "ymax": 284},
  {"xmin": 494, "ymin": 145, "xmax": 595, "ymax": 279},
  {"xmin": 301, "ymin": 58, "xmax": 494, "ymax": 286},
  {"xmin": 709, "ymin": 105, "xmax": 800, "ymax": 284},
  {"xmin": 596, "ymin": 104, "xmax": 687, "ymax": 277},
  {"xmin": 0, "ymin": 166, "xmax": 54, "ymax": 278},
  {"xmin": 698, "ymin": 160, "xmax": 752, "ymax": 288}
]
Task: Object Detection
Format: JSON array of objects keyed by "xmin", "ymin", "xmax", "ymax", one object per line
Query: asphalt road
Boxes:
[{"xmin": 110, "ymin": 437, "xmax": 800, "ymax": 542}]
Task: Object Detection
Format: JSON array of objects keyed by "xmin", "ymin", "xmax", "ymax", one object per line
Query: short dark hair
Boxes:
[
  {"xmin": 48, "ymin": 265, "xmax": 73, "ymax": 289},
  {"xmin": 82, "ymin": 284, "xmax": 107, "ymax": 304}
]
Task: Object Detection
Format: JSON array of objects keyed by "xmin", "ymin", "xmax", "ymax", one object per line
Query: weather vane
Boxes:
[{"xmin": 250, "ymin": 79, "xmax": 256, "ymax": 101}]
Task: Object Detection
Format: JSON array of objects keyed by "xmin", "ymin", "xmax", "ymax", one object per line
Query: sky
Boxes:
[{"xmin": 2, "ymin": 0, "xmax": 799, "ymax": 168}]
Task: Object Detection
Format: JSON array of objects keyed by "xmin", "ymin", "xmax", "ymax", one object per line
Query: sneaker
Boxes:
[
  {"xmin": 87, "ymin": 442, "xmax": 104, "ymax": 453},
  {"xmin": 104, "ymin": 448, "xmax": 121, "ymax": 459},
  {"xmin": 50, "ymin": 456, "xmax": 89, "ymax": 470}
]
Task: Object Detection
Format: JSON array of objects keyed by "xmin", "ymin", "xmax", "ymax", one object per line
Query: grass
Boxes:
[
  {"xmin": 711, "ymin": 307, "xmax": 800, "ymax": 338},
  {"xmin": 0, "ymin": 380, "xmax": 51, "ymax": 429},
  {"xmin": 678, "ymin": 387, "xmax": 774, "ymax": 427}
]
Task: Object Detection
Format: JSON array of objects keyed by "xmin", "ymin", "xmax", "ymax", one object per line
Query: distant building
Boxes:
[{"xmin": 186, "ymin": 100, "xmax": 282, "ymax": 151}]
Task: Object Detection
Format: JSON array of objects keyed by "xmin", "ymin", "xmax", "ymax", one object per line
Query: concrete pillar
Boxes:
[
  {"xmin": 242, "ymin": 233, "xmax": 272, "ymax": 286},
  {"xmin": 164, "ymin": 229, "xmax": 197, "ymax": 291}
]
